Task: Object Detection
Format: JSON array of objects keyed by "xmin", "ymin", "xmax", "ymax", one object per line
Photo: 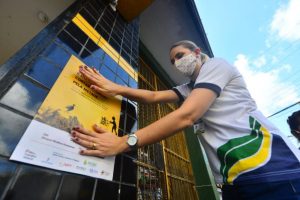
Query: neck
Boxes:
[{"xmin": 191, "ymin": 61, "xmax": 202, "ymax": 81}]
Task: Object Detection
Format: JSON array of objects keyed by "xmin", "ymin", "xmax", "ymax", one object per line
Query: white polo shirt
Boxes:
[{"xmin": 173, "ymin": 57, "xmax": 300, "ymax": 185}]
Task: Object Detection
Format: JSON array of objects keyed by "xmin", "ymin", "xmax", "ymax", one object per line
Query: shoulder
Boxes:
[
  {"xmin": 197, "ymin": 57, "xmax": 239, "ymax": 79},
  {"xmin": 202, "ymin": 57, "xmax": 235, "ymax": 70}
]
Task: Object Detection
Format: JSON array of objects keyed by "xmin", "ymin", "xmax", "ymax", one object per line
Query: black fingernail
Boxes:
[{"xmin": 80, "ymin": 150, "xmax": 84, "ymax": 154}]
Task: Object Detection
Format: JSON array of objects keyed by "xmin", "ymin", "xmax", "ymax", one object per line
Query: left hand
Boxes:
[
  {"xmin": 78, "ymin": 65, "xmax": 122, "ymax": 97},
  {"xmin": 70, "ymin": 125, "xmax": 128, "ymax": 157}
]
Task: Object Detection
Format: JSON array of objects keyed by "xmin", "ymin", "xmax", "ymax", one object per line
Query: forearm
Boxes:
[
  {"xmin": 117, "ymin": 85, "xmax": 156, "ymax": 104},
  {"xmin": 134, "ymin": 108, "xmax": 194, "ymax": 147},
  {"xmin": 120, "ymin": 88, "xmax": 216, "ymax": 151}
]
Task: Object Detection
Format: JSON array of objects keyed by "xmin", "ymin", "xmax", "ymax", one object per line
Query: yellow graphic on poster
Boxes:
[{"xmin": 35, "ymin": 55, "xmax": 121, "ymax": 134}]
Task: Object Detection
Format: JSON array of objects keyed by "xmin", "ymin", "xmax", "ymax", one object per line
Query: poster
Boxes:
[{"xmin": 10, "ymin": 55, "xmax": 122, "ymax": 180}]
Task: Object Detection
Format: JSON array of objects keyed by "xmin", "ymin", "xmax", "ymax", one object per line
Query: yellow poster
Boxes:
[
  {"xmin": 10, "ymin": 55, "xmax": 121, "ymax": 180},
  {"xmin": 35, "ymin": 55, "xmax": 121, "ymax": 134}
]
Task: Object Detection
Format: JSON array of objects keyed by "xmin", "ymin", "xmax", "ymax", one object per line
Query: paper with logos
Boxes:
[{"xmin": 10, "ymin": 55, "xmax": 122, "ymax": 180}]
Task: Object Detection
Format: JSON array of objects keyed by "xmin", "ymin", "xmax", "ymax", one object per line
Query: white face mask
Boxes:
[{"xmin": 174, "ymin": 53, "xmax": 201, "ymax": 78}]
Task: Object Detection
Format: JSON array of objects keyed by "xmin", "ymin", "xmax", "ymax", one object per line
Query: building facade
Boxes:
[{"xmin": 0, "ymin": 0, "xmax": 217, "ymax": 199}]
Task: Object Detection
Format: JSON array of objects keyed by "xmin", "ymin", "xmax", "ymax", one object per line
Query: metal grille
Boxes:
[{"xmin": 137, "ymin": 59, "xmax": 198, "ymax": 200}]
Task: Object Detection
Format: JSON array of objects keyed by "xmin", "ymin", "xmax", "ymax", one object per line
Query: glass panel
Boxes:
[
  {"xmin": 25, "ymin": 57, "xmax": 62, "ymax": 89},
  {"xmin": 115, "ymin": 77, "xmax": 127, "ymax": 87},
  {"xmin": 89, "ymin": 0, "xmax": 105, "ymax": 15},
  {"xmin": 109, "ymin": 38, "xmax": 121, "ymax": 54},
  {"xmin": 5, "ymin": 165, "xmax": 61, "ymax": 200},
  {"xmin": 121, "ymin": 156, "xmax": 137, "ymax": 184},
  {"xmin": 86, "ymin": 40, "xmax": 104, "ymax": 59},
  {"xmin": 118, "ymin": 113, "xmax": 126, "ymax": 136},
  {"xmin": 122, "ymin": 43, "xmax": 131, "ymax": 56},
  {"xmin": 126, "ymin": 115, "xmax": 138, "ymax": 133},
  {"xmin": 116, "ymin": 66, "xmax": 129, "ymax": 84},
  {"xmin": 57, "ymin": 174, "xmax": 95, "ymax": 200},
  {"xmin": 98, "ymin": 20, "xmax": 112, "ymax": 35},
  {"xmin": 94, "ymin": 179, "xmax": 119, "ymax": 200},
  {"xmin": 129, "ymin": 77, "xmax": 138, "ymax": 89},
  {"xmin": 57, "ymin": 31, "xmax": 83, "ymax": 55},
  {"xmin": 102, "ymin": 14, "xmax": 114, "ymax": 27},
  {"xmin": 84, "ymin": 3, "xmax": 101, "ymax": 21},
  {"xmin": 112, "ymin": 154, "xmax": 122, "ymax": 181},
  {"xmin": 131, "ymin": 60, "xmax": 138, "ymax": 70},
  {"xmin": 95, "ymin": 25, "xmax": 109, "ymax": 41},
  {"xmin": 123, "ymin": 31, "xmax": 132, "ymax": 42},
  {"xmin": 120, "ymin": 50, "xmax": 131, "ymax": 64},
  {"xmin": 0, "ymin": 78, "xmax": 48, "ymax": 116},
  {"xmin": 126, "ymin": 100, "xmax": 138, "ymax": 119},
  {"xmin": 0, "ymin": 107, "xmax": 31, "ymax": 157},
  {"xmin": 65, "ymin": 22, "xmax": 88, "ymax": 46},
  {"xmin": 55, "ymin": 38, "xmax": 80, "ymax": 56},
  {"xmin": 111, "ymin": 31, "xmax": 122, "ymax": 45},
  {"xmin": 103, "ymin": 54, "xmax": 118, "ymax": 73},
  {"xmin": 112, "ymin": 25, "xmax": 124, "ymax": 37},
  {"xmin": 99, "ymin": 64, "xmax": 115, "ymax": 82},
  {"xmin": 120, "ymin": 185, "xmax": 136, "ymax": 200},
  {"xmin": 79, "ymin": 49, "xmax": 102, "ymax": 71},
  {"xmin": 122, "ymin": 35, "xmax": 131, "ymax": 48},
  {"xmin": 41, "ymin": 42, "xmax": 71, "ymax": 67},
  {"xmin": 105, "ymin": 7, "xmax": 115, "ymax": 19},
  {"xmin": 0, "ymin": 158, "xmax": 17, "ymax": 194},
  {"xmin": 80, "ymin": 8, "xmax": 97, "ymax": 26},
  {"xmin": 120, "ymin": 99, "xmax": 127, "ymax": 117}
]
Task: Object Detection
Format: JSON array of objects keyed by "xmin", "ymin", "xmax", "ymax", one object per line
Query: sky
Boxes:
[{"xmin": 196, "ymin": 0, "xmax": 300, "ymax": 147}]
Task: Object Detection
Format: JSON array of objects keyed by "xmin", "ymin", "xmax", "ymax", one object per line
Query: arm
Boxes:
[
  {"xmin": 119, "ymin": 87, "xmax": 179, "ymax": 104},
  {"xmin": 79, "ymin": 65, "xmax": 179, "ymax": 104},
  {"xmin": 71, "ymin": 87, "xmax": 217, "ymax": 157},
  {"xmin": 131, "ymin": 87, "xmax": 216, "ymax": 147}
]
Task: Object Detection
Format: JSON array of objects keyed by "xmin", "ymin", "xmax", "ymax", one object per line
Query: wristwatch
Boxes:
[{"xmin": 127, "ymin": 132, "xmax": 138, "ymax": 150}]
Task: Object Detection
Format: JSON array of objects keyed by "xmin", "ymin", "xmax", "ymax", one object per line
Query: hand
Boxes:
[
  {"xmin": 70, "ymin": 125, "xmax": 129, "ymax": 157},
  {"xmin": 79, "ymin": 65, "xmax": 121, "ymax": 97}
]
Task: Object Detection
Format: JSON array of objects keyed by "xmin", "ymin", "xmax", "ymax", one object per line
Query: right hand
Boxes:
[
  {"xmin": 71, "ymin": 125, "xmax": 129, "ymax": 157},
  {"xmin": 79, "ymin": 65, "xmax": 121, "ymax": 97}
]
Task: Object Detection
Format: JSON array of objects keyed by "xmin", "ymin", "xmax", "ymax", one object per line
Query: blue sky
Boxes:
[{"xmin": 196, "ymin": 0, "xmax": 300, "ymax": 147}]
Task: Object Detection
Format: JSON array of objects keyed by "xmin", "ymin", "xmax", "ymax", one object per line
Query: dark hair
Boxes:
[
  {"xmin": 287, "ymin": 110, "xmax": 300, "ymax": 131},
  {"xmin": 170, "ymin": 40, "xmax": 198, "ymax": 52}
]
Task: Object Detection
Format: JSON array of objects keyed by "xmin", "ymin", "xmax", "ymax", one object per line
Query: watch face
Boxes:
[{"xmin": 128, "ymin": 135, "xmax": 137, "ymax": 146}]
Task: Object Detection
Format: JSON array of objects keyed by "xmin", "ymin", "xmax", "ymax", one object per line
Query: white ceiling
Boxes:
[{"xmin": 140, "ymin": 0, "xmax": 213, "ymax": 85}]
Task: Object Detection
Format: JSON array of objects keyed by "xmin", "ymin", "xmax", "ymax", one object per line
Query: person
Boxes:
[
  {"xmin": 110, "ymin": 116, "xmax": 117, "ymax": 134},
  {"xmin": 70, "ymin": 40, "xmax": 300, "ymax": 199},
  {"xmin": 287, "ymin": 110, "xmax": 300, "ymax": 144}
]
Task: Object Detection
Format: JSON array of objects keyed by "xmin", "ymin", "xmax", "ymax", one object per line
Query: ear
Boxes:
[{"xmin": 194, "ymin": 48, "xmax": 201, "ymax": 55}]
